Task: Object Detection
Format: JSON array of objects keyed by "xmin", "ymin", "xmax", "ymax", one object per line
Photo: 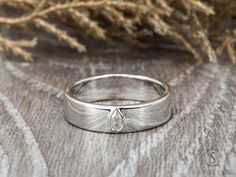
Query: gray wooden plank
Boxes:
[{"xmin": 0, "ymin": 44, "xmax": 235, "ymax": 177}]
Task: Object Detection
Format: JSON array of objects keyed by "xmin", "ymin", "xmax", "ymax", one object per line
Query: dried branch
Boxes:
[
  {"xmin": 0, "ymin": 0, "xmax": 235, "ymax": 63},
  {"xmin": 68, "ymin": 9, "xmax": 106, "ymax": 39},
  {"xmin": 192, "ymin": 15, "xmax": 218, "ymax": 63},
  {"xmin": 34, "ymin": 18, "xmax": 86, "ymax": 52},
  {"xmin": 11, "ymin": 38, "xmax": 37, "ymax": 48},
  {"xmin": 185, "ymin": 0, "xmax": 215, "ymax": 16},
  {"xmin": 0, "ymin": 34, "xmax": 32, "ymax": 60},
  {"xmin": 226, "ymin": 38, "xmax": 236, "ymax": 64},
  {"xmin": 0, "ymin": 0, "xmax": 47, "ymax": 24}
]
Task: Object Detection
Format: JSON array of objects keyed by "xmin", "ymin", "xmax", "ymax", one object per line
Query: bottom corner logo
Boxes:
[{"xmin": 203, "ymin": 148, "xmax": 221, "ymax": 166}]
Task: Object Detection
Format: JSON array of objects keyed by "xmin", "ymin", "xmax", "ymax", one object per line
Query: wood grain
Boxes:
[{"xmin": 0, "ymin": 40, "xmax": 236, "ymax": 177}]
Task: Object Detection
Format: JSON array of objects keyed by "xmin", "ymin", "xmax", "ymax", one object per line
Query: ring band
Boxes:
[{"xmin": 63, "ymin": 74, "xmax": 172, "ymax": 133}]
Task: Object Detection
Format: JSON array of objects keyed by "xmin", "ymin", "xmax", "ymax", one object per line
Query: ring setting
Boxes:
[{"xmin": 108, "ymin": 108, "xmax": 125, "ymax": 132}]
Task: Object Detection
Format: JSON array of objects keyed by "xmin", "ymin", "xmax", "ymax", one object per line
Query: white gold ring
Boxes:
[{"xmin": 63, "ymin": 74, "xmax": 172, "ymax": 133}]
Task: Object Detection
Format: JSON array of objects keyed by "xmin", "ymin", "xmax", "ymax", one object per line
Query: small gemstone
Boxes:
[{"xmin": 109, "ymin": 108, "xmax": 124, "ymax": 132}]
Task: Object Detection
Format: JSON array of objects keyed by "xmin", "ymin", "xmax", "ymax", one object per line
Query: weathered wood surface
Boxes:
[{"xmin": 0, "ymin": 40, "xmax": 236, "ymax": 177}]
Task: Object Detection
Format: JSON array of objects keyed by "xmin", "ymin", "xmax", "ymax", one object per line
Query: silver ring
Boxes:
[{"xmin": 63, "ymin": 74, "xmax": 172, "ymax": 133}]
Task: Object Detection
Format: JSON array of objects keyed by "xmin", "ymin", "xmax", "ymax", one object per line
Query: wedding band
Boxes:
[{"xmin": 63, "ymin": 74, "xmax": 172, "ymax": 133}]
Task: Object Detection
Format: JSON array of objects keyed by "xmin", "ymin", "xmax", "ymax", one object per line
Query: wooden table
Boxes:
[{"xmin": 0, "ymin": 40, "xmax": 235, "ymax": 177}]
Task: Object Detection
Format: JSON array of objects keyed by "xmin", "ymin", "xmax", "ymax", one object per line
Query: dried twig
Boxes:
[
  {"xmin": 0, "ymin": 34, "xmax": 32, "ymax": 60},
  {"xmin": 68, "ymin": 9, "xmax": 105, "ymax": 39},
  {"xmin": 34, "ymin": 18, "xmax": 86, "ymax": 52},
  {"xmin": 0, "ymin": 0, "xmax": 47, "ymax": 24},
  {"xmin": 0, "ymin": 0, "xmax": 235, "ymax": 63}
]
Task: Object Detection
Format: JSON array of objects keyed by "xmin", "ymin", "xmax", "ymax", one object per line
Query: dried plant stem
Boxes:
[
  {"xmin": 68, "ymin": 9, "xmax": 106, "ymax": 39},
  {"xmin": 185, "ymin": 0, "xmax": 215, "ymax": 15},
  {"xmin": 103, "ymin": 7, "xmax": 135, "ymax": 37},
  {"xmin": 155, "ymin": 0, "xmax": 173, "ymax": 16},
  {"xmin": 39, "ymin": 1, "xmax": 145, "ymax": 18},
  {"xmin": 147, "ymin": 12, "xmax": 203, "ymax": 62},
  {"xmin": 0, "ymin": 0, "xmax": 47, "ymax": 25},
  {"xmin": 10, "ymin": 38, "xmax": 37, "ymax": 48},
  {"xmin": 193, "ymin": 15, "xmax": 218, "ymax": 63},
  {"xmin": 0, "ymin": 0, "xmax": 234, "ymax": 63},
  {"xmin": 34, "ymin": 18, "xmax": 86, "ymax": 52},
  {"xmin": 0, "ymin": 34, "xmax": 32, "ymax": 60},
  {"xmin": 226, "ymin": 38, "xmax": 236, "ymax": 64},
  {"xmin": 167, "ymin": 30, "xmax": 204, "ymax": 63}
]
